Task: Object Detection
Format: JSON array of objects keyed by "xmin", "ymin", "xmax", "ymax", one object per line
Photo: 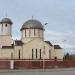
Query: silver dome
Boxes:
[
  {"xmin": 0, "ymin": 18, "xmax": 13, "ymax": 24},
  {"xmin": 21, "ymin": 19, "xmax": 43, "ymax": 30}
]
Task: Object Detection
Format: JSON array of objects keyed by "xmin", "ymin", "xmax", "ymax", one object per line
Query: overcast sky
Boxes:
[{"xmin": 0, "ymin": 0, "xmax": 75, "ymax": 54}]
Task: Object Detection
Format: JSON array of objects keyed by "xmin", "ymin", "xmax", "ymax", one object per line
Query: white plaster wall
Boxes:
[
  {"xmin": 22, "ymin": 38, "xmax": 54, "ymax": 59},
  {"xmin": 30, "ymin": 29, "xmax": 34, "ymax": 37},
  {"xmin": 54, "ymin": 49, "xmax": 64, "ymax": 59},
  {"xmin": 14, "ymin": 46, "xmax": 22, "ymax": 59},
  {"xmin": 0, "ymin": 49, "xmax": 14, "ymax": 59},
  {"xmin": 0, "ymin": 35, "xmax": 13, "ymax": 46}
]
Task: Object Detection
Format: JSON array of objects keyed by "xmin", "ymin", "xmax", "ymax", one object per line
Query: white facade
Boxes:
[{"xmin": 0, "ymin": 18, "xmax": 64, "ymax": 60}]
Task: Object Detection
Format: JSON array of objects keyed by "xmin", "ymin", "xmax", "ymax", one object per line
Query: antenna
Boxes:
[
  {"xmin": 5, "ymin": 11, "xmax": 8, "ymax": 18},
  {"xmin": 32, "ymin": 16, "xmax": 34, "ymax": 20}
]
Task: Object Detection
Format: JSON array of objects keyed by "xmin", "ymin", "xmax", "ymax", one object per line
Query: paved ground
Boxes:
[{"xmin": 0, "ymin": 69, "xmax": 75, "ymax": 75}]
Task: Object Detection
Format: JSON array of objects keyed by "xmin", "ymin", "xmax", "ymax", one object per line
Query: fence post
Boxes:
[{"xmin": 10, "ymin": 60, "xmax": 14, "ymax": 70}]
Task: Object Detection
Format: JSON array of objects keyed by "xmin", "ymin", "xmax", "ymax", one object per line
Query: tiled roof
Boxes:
[
  {"xmin": 45, "ymin": 41, "xmax": 53, "ymax": 46},
  {"xmin": 54, "ymin": 45, "xmax": 62, "ymax": 49},
  {"xmin": 2, "ymin": 44, "xmax": 14, "ymax": 49},
  {"xmin": 15, "ymin": 40, "xmax": 23, "ymax": 46}
]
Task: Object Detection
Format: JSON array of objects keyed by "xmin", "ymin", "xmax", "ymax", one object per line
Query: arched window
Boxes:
[
  {"xmin": 5, "ymin": 24, "xmax": 7, "ymax": 27},
  {"xmin": 38, "ymin": 29, "xmax": 40, "ymax": 37},
  {"xmin": 29, "ymin": 29, "xmax": 31, "ymax": 37},
  {"xmin": 1, "ymin": 24, "xmax": 3, "ymax": 32},
  {"xmin": 25, "ymin": 29, "xmax": 26, "ymax": 37},
  {"xmin": 34, "ymin": 29, "xmax": 35, "ymax": 36},
  {"xmin": 40, "ymin": 49, "xmax": 41, "ymax": 59},
  {"xmin": 32, "ymin": 49, "xmax": 34, "ymax": 59},
  {"xmin": 49, "ymin": 50, "xmax": 51, "ymax": 59},
  {"xmin": 18, "ymin": 50, "xmax": 20, "ymax": 59},
  {"xmin": 36, "ymin": 48, "xmax": 37, "ymax": 58}
]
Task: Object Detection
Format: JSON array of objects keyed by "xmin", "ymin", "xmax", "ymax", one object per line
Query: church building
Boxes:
[{"xmin": 0, "ymin": 17, "xmax": 64, "ymax": 60}]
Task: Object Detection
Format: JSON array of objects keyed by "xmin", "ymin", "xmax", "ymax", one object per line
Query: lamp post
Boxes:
[{"xmin": 42, "ymin": 22, "xmax": 48, "ymax": 71}]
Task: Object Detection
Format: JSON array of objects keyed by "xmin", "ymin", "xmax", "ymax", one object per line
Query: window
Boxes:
[
  {"xmin": 32, "ymin": 49, "xmax": 34, "ymax": 59},
  {"xmin": 29, "ymin": 29, "xmax": 31, "ymax": 37},
  {"xmin": 19, "ymin": 50, "xmax": 20, "ymax": 59},
  {"xmin": 49, "ymin": 50, "xmax": 51, "ymax": 59},
  {"xmin": 5, "ymin": 24, "xmax": 7, "ymax": 27},
  {"xmin": 25, "ymin": 30, "xmax": 26, "ymax": 37},
  {"xmin": 38, "ymin": 29, "xmax": 40, "ymax": 37},
  {"xmin": 40, "ymin": 49, "xmax": 41, "ymax": 59},
  {"xmin": 36, "ymin": 49, "xmax": 37, "ymax": 58},
  {"xmin": 1, "ymin": 24, "xmax": 3, "ymax": 32},
  {"xmin": 34, "ymin": 29, "xmax": 35, "ymax": 36}
]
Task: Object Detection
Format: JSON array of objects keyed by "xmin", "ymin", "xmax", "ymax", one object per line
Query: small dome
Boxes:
[
  {"xmin": 0, "ymin": 18, "xmax": 13, "ymax": 24},
  {"xmin": 21, "ymin": 19, "xmax": 43, "ymax": 30}
]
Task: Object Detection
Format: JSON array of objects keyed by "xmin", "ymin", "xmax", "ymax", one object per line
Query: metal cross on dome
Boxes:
[{"xmin": 32, "ymin": 16, "xmax": 34, "ymax": 20}]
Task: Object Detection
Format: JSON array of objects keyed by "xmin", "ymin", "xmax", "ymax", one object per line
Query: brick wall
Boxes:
[
  {"xmin": 0, "ymin": 61, "xmax": 10, "ymax": 69},
  {"xmin": 0, "ymin": 60, "xmax": 75, "ymax": 69}
]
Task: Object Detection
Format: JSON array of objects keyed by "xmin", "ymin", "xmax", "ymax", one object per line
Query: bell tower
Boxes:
[
  {"xmin": 0, "ymin": 18, "xmax": 13, "ymax": 46},
  {"xmin": 0, "ymin": 18, "xmax": 13, "ymax": 35}
]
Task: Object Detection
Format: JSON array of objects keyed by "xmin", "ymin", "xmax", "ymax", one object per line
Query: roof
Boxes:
[
  {"xmin": 15, "ymin": 40, "xmax": 23, "ymax": 46},
  {"xmin": 0, "ymin": 18, "xmax": 13, "ymax": 24},
  {"xmin": 54, "ymin": 45, "xmax": 62, "ymax": 49},
  {"xmin": 21, "ymin": 19, "xmax": 43, "ymax": 30},
  {"xmin": 45, "ymin": 41, "xmax": 53, "ymax": 46},
  {"xmin": 2, "ymin": 44, "xmax": 14, "ymax": 49}
]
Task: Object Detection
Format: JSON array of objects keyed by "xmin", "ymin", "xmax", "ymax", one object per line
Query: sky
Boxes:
[{"xmin": 0, "ymin": 0, "xmax": 75, "ymax": 54}]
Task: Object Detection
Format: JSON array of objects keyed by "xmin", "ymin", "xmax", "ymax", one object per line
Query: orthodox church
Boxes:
[{"xmin": 0, "ymin": 17, "xmax": 64, "ymax": 60}]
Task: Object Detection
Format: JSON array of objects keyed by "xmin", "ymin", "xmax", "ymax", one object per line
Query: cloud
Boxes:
[
  {"xmin": 44, "ymin": 30, "xmax": 75, "ymax": 54},
  {"xmin": 44, "ymin": 30, "xmax": 64, "ymax": 41},
  {"xmin": 45, "ymin": 30, "xmax": 63, "ymax": 36}
]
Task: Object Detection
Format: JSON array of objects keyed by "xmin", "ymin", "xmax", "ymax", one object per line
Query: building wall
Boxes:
[
  {"xmin": 0, "ymin": 35, "xmax": 64, "ymax": 60},
  {"xmin": 0, "ymin": 35, "xmax": 13, "ymax": 46},
  {"xmin": 22, "ymin": 38, "xmax": 55, "ymax": 59},
  {"xmin": 54, "ymin": 49, "xmax": 64, "ymax": 59},
  {"xmin": 14, "ymin": 46, "xmax": 22, "ymax": 59},
  {"xmin": 0, "ymin": 49, "xmax": 14, "ymax": 59}
]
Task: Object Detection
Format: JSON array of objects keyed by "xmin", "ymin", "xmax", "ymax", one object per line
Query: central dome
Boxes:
[{"xmin": 21, "ymin": 19, "xmax": 43, "ymax": 30}]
